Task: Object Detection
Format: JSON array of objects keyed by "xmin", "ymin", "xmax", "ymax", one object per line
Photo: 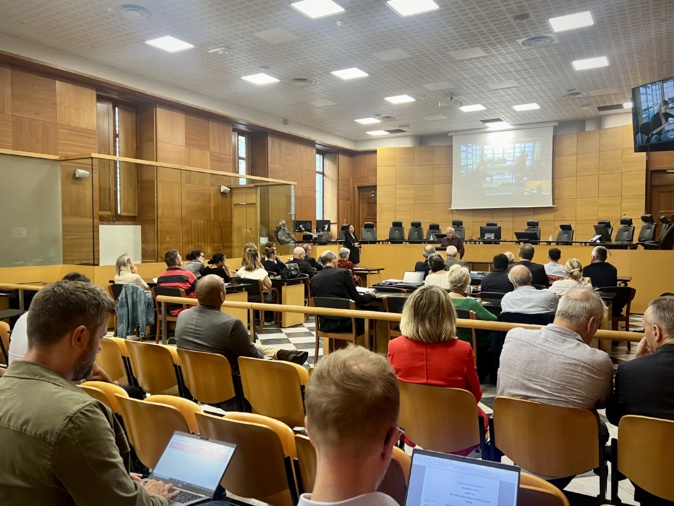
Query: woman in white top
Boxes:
[
  {"xmin": 236, "ymin": 248, "xmax": 275, "ymax": 301},
  {"xmin": 113, "ymin": 253, "xmax": 149, "ymax": 290},
  {"xmin": 550, "ymin": 257, "xmax": 593, "ymax": 297},
  {"xmin": 423, "ymin": 253, "xmax": 450, "ymax": 290}
]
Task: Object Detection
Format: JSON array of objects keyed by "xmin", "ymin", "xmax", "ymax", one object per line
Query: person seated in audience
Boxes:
[
  {"xmin": 424, "ymin": 253, "xmax": 450, "ymax": 289},
  {"xmin": 388, "ymin": 285, "xmax": 486, "ymax": 455},
  {"xmin": 509, "ymin": 244, "xmax": 550, "ymax": 287},
  {"xmin": 445, "ymin": 245, "xmax": 468, "ymax": 269},
  {"xmin": 156, "ymin": 249, "xmax": 198, "ymax": 315},
  {"xmin": 440, "ymin": 226, "xmax": 465, "ymax": 259},
  {"xmin": 176, "ymin": 275, "xmax": 307, "ymax": 376},
  {"xmin": 504, "ymin": 251, "xmax": 515, "ymax": 265},
  {"xmin": 240, "ymin": 242, "xmax": 259, "ymax": 267},
  {"xmin": 183, "ymin": 249, "xmax": 205, "ymax": 279},
  {"xmin": 550, "ymin": 258, "xmax": 592, "ymax": 297},
  {"xmin": 500, "ymin": 265, "xmax": 558, "ymax": 314},
  {"xmin": 497, "ymin": 289, "xmax": 612, "ymax": 488},
  {"xmin": 447, "ymin": 265, "xmax": 498, "ymax": 380},
  {"xmin": 303, "ymin": 243, "xmax": 322, "ymax": 271},
  {"xmin": 300, "ymin": 346, "xmax": 399, "ymax": 506},
  {"xmin": 0, "ymin": 280, "xmax": 178, "ymax": 504},
  {"xmin": 202, "ymin": 252, "xmax": 235, "ymax": 282},
  {"xmin": 311, "ymin": 251, "xmax": 374, "ymax": 334},
  {"xmin": 114, "ymin": 253, "xmax": 149, "ymax": 290},
  {"xmin": 414, "ymin": 244, "xmax": 436, "ymax": 279},
  {"xmin": 607, "ymin": 296, "xmax": 674, "ymax": 506},
  {"xmin": 287, "ymin": 246, "xmax": 315, "ymax": 278},
  {"xmin": 277, "ymin": 219, "xmax": 294, "ymax": 245},
  {"xmin": 337, "ymin": 247, "xmax": 360, "ymax": 285},
  {"xmin": 236, "ymin": 248, "xmax": 274, "ymax": 301},
  {"xmin": 262, "ymin": 243, "xmax": 284, "ymax": 276},
  {"xmin": 582, "ymin": 245, "xmax": 617, "ymax": 288},
  {"xmin": 544, "ymin": 247, "xmax": 566, "ymax": 278},
  {"xmin": 479, "ymin": 253, "xmax": 514, "ymax": 293}
]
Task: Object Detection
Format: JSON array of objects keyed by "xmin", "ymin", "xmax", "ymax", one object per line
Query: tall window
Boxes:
[
  {"xmin": 235, "ymin": 131, "xmax": 248, "ymax": 185},
  {"xmin": 316, "ymin": 153, "xmax": 324, "ymax": 220}
]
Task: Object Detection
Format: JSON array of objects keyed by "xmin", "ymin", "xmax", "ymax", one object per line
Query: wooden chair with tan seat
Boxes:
[
  {"xmin": 293, "ymin": 434, "xmax": 316, "ymax": 495},
  {"xmin": 235, "ymin": 278, "xmax": 280, "ymax": 332},
  {"xmin": 398, "ymin": 381, "xmax": 487, "ymax": 458},
  {"xmin": 519, "ymin": 472, "xmax": 570, "ymax": 506},
  {"xmin": 383, "ymin": 296, "xmax": 407, "ymax": 340},
  {"xmin": 311, "ymin": 297, "xmax": 367, "ymax": 362},
  {"xmin": 454, "ymin": 308, "xmax": 478, "ymax": 365},
  {"xmin": 0, "ymin": 321, "xmax": 10, "ymax": 365},
  {"xmin": 97, "ymin": 337, "xmax": 132, "ymax": 386},
  {"xmin": 115, "ymin": 395, "xmax": 190, "ymax": 470},
  {"xmin": 108, "ymin": 284, "xmax": 124, "ymax": 337},
  {"xmin": 151, "ymin": 286, "xmax": 187, "ymax": 343},
  {"xmin": 610, "ymin": 415, "xmax": 674, "ymax": 504},
  {"xmin": 238, "ymin": 356, "xmax": 309, "ymax": 428},
  {"xmin": 145, "ymin": 395, "xmax": 203, "ymax": 434},
  {"xmin": 176, "ymin": 348, "xmax": 242, "ymax": 410},
  {"xmin": 125, "ymin": 340, "xmax": 184, "ymax": 396},
  {"xmin": 196, "ymin": 411, "xmax": 298, "ymax": 506},
  {"xmin": 78, "ymin": 381, "xmax": 129, "ymax": 414},
  {"xmin": 491, "ymin": 396, "xmax": 607, "ymax": 502}
]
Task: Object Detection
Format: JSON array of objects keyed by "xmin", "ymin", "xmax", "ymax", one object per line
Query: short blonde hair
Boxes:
[
  {"xmin": 305, "ymin": 346, "xmax": 399, "ymax": 458},
  {"xmin": 447, "ymin": 264, "xmax": 470, "ymax": 292},
  {"xmin": 399, "ymin": 285, "xmax": 457, "ymax": 343}
]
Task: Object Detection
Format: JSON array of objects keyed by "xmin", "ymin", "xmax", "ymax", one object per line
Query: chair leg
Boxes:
[{"xmin": 314, "ymin": 334, "xmax": 320, "ymax": 364}]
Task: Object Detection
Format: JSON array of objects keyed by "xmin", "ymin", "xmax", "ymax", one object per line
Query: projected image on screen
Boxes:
[
  {"xmin": 452, "ymin": 127, "xmax": 554, "ymax": 210},
  {"xmin": 632, "ymin": 76, "xmax": 674, "ymax": 152}
]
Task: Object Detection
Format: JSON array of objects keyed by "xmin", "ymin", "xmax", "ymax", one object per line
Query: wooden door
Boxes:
[
  {"xmin": 650, "ymin": 171, "xmax": 674, "ymax": 220},
  {"xmin": 358, "ymin": 186, "xmax": 377, "ymax": 230}
]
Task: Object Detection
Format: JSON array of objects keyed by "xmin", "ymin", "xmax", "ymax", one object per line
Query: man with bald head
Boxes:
[
  {"xmin": 500, "ymin": 264, "xmax": 558, "ymax": 314},
  {"xmin": 440, "ymin": 226, "xmax": 465, "ymax": 259},
  {"xmin": 176, "ymin": 275, "xmax": 307, "ymax": 368},
  {"xmin": 287, "ymin": 246, "xmax": 315, "ymax": 277},
  {"xmin": 509, "ymin": 243, "xmax": 549, "ymax": 287}
]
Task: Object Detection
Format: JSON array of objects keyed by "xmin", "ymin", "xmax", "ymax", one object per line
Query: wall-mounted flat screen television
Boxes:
[{"xmin": 632, "ymin": 76, "xmax": 674, "ymax": 152}]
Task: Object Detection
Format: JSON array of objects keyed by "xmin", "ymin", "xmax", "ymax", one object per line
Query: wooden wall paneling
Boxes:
[
  {"xmin": 117, "ymin": 105, "xmax": 139, "ymax": 217},
  {"xmin": 156, "ymin": 107, "xmax": 185, "ymax": 146},
  {"xmin": 576, "ymin": 174, "xmax": 599, "ymax": 199},
  {"xmin": 337, "ymin": 153, "xmax": 354, "ymax": 227},
  {"xmin": 599, "ymin": 149, "xmax": 622, "ymax": 174},
  {"xmin": 0, "ymin": 66, "xmax": 11, "ymax": 115},
  {"xmin": 157, "ymin": 141, "xmax": 186, "ymax": 165},
  {"xmin": 554, "ymin": 155, "xmax": 578, "ymax": 178},
  {"xmin": 185, "ymin": 115, "xmax": 210, "ymax": 152},
  {"xmin": 323, "ymin": 153, "xmax": 338, "ymax": 224},
  {"xmin": 0, "ymin": 113, "xmax": 11, "ymax": 150},
  {"xmin": 185, "ymin": 147, "xmax": 210, "ymax": 170},
  {"xmin": 56, "ymin": 81, "xmax": 96, "ymax": 130},
  {"xmin": 209, "ymin": 120, "xmax": 232, "ymax": 156},
  {"xmin": 60, "ymin": 160, "xmax": 97, "ymax": 264},
  {"xmin": 250, "ymin": 132, "xmax": 269, "ymax": 177},
  {"xmin": 623, "ymin": 149, "xmax": 646, "ymax": 172},
  {"xmin": 377, "ymin": 148, "xmax": 395, "ymax": 167},
  {"xmin": 598, "ymin": 196, "xmax": 622, "ymax": 219},
  {"xmin": 57, "ymin": 124, "xmax": 98, "ymax": 155},
  {"xmin": 96, "ymin": 101, "xmax": 114, "ymax": 218},
  {"xmin": 395, "ymin": 147, "xmax": 415, "ymax": 166},
  {"xmin": 576, "ymin": 152, "xmax": 598, "ymax": 175},
  {"xmin": 11, "ymin": 70, "xmax": 57, "ymax": 123},
  {"xmin": 599, "ymin": 173, "xmax": 622, "ymax": 197},
  {"xmin": 12, "ymin": 116, "xmax": 58, "ymax": 154},
  {"xmin": 553, "ymin": 133, "xmax": 577, "ymax": 156},
  {"xmin": 577, "ymin": 130, "xmax": 600, "ymax": 154},
  {"xmin": 137, "ymin": 105, "xmax": 157, "ymax": 261},
  {"xmin": 599, "ymin": 126, "xmax": 623, "ymax": 152}
]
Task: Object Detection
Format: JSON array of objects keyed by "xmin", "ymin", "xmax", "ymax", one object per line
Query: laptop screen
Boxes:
[
  {"xmin": 150, "ymin": 432, "xmax": 236, "ymax": 496},
  {"xmin": 405, "ymin": 449, "xmax": 520, "ymax": 506},
  {"xmin": 402, "ymin": 271, "xmax": 424, "ymax": 284}
]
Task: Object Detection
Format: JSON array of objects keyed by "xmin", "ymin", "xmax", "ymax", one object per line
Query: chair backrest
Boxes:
[
  {"xmin": 234, "ymin": 278, "xmax": 264, "ymax": 301},
  {"xmin": 338, "ymin": 224, "xmax": 348, "ymax": 241},
  {"xmin": 525, "ymin": 220, "xmax": 541, "ymax": 241},
  {"xmin": 116, "ymin": 395, "xmax": 190, "ymax": 469},
  {"xmin": 0, "ymin": 321, "xmax": 10, "ymax": 365},
  {"xmin": 454, "ymin": 308, "xmax": 478, "ymax": 363},
  {"xmin": 614, "ymin": 220, "xmax": 635, "ymax": 243},
  {"xmin": 294, "ymin": 434, "xmax": 317, "ymax": 494},
  {"xmin": 408, "ymin": 221, "xmax": 424, "ymax": 243},
  {"xmin": 660, "ymin": 222, "xmax": 674, "ymax": 250},
  {"xmin": 617, "ymin": 415, "xmax": 674, "ymax": 502},
  {"xmin": 145, "ymin": 395, "xmax": 203, "ymax": 433},
  {"xmin": 125, "ymin": 340, "xmax": 180, "ymax": 395},
  {"xmin": 596, "ymin": 286, "xmax": 636, "ymax": 317},
  {"xmin": 176, "ymin": 348, "xmax": 237, "ymax": 404},
  {"xmin": 196, "ymin": 412, "xmax": 297, "ymax": 506},
  {"xmin": 452, "ymin": 220, "xmax": 466, "ymax": 240},
  {"xmin": 398, "ymin": 381, "xmax": 481, "ymax": 454},
  {"xmin": 361, "ymin": 222, "xmax": 377, "ymax": 243},
  {"xmin": 97, "ymin": 337, "xmax": 130, "ymax": 385},
  {"xmin": 556, "ymin": 223, "xmax": 574, "ymax": 245},
  {"xmin": 638, "ymin": 214, "xmax": 657, "ymax": 242},
  {"xmin": 312, "ymin": 297, "xmax": 356, "ymax": 328},
  {"xmin": 519, "ymin": 472, "xmax": 570, "ymax": 506},
  {"xmin": 492, "ymin": 396, "xmax": 599, "ymax": 477},
  {"xmin": 378, "ymin": 446, "xmax": 411, "ymax": 505},
  {"xmin": 383, "ymin": 296, "xmax": 407, "ymax": 339},
  {"xmin": 389, "ymin": 221, "xmax": 405, "ymax": 243},
  {"xmin": 479, "ymin": 291, "xmax": 506, "ymax": 302},
  {"xmin": 238, "ymin": 356, "xmax": 309, "ymax": 428},
  {"xmin": 109, "ymin": 283, "xmax": 124, "ymax": 301},
  {"xmin": 426, "ymin": 223, "xmax": 441, "ymax": 241},
  {"xmin": 151, "ymin": 286, "xmax": 187, "ymax": 320},
  {"xmin": 78, "ymin": 381, "xmax": 129, "ymax": 414}
]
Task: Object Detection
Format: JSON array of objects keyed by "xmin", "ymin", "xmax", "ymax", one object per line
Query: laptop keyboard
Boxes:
[{"xmin": 171, "ymin": 490, "xmax": 202, "ymax": 504}]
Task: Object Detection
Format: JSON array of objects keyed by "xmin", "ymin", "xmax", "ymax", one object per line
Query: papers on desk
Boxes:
[
  {"xmin": 152, "ymin": 278, "xmax": 158, "ymax": 283},
  {"xmin": 357, "ymin": 287, "xmax": 376, "ymax": 295}
]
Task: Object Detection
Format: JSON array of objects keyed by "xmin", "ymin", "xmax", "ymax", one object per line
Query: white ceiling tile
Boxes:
[
  {"xmin": 448, "ymin": 47, "xmax": 488, "ymax": 61},
  {"xmin": 254, "ymin": 27, "xmax": 299, "ymax": 44},
  {"xmin": 372, "ymin": 47, "xmax": 411, "ymax": 61},
  {"xmin": 423, "ymin": 81, "xmax": 453, "ymax": 91}
]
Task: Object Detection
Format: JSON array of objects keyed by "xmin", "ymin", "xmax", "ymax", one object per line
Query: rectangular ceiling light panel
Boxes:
[
  {"xmin": 387, "ymin": 0, "xmax": 439, "ymax": 17},
  {"xmin": 291, "ymin": 0, "xmax": 345, "ymax": 19},
  {"xmin": 548, "ymin": 11, "xmax": 594, "ymax": 32},
  {"xmin": 146, "ymin": 36, "xmax": 194, "ymax": 52}
]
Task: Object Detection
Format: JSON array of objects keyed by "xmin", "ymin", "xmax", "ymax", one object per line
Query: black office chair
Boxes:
[
  {"xmin": 383, "ymin": 296, "xmax": 407, "ymax": 340},
  {"xmin": 426, "ymin": 223, "xmax": 441, "ymax": 242},
  {"xmin": 610, "ymin": 217, "xmax": 635, "ymax": 247},
  {"xmin": 556, "ymin": 223, "xmax": 574, "ymax": 245},
  {"xmin": 389, "ymin": 221, "xmax": 405, "ymax": 244},
  {"xmin": 637, "ymin": 121, "xmax": 652, "ymax": 145},
  {"xmin": 524, "ymin": 220, "xmax": 541, "ymax": 244},
  {"xmin": 644, "ymin": 215, "xmax": 673, "ymax": 249},
  {"xmin": 636, "ymin": 214, "xmax": 657, "ymax": 244},
  {"xmin": 597, "ymin": 219, "xmax": 613, "ymax": 241},
  {"xmin": 338, "ymin": 224, "xmax": 349, "ymax": 241},
  {"xmin": 311, "ymin": 297, "xmax": 366, "ymax": 360},
  {"xmin": 408, "ymin": 221, "xmax": 424, "ymax": 243},
  {"xmin": 452, "ymin": 220, "xmax": 466, "ymax": 239},
  {"xmin": 360, "ymin": 222, "xmax": 377, "ymax": 243}
]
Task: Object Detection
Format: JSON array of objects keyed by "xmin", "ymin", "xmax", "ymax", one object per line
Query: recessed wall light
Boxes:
[
  {"xmin": 385, "ymin": 95, "xmax": 415, "ymax": 104},
  {"xmin": 623, "ymin": 101, "xmax": 633, "ymax": 109},
  {"xmin": 291, "ymin": 0, "xmax": 344, "ymax": 19},
  {"xmin": 548, "ymin": 11, "xmax": 594, "ymax": 32},
  {"xmin": 459, "ymin": 104, "xmax": 486, "ymax": 112},
  {"xmin": 572, "ymin": 56, "xmax": 609, "ymax": 71},
  {"xmin": 145, "ymin": 36, "xmax": 194, "ymax": 53},
  {"xmin": 366, "ymin": 130, "xmax": 390, "ymax": 136},
  {"xmin": 355, "ymin": 117, "xmax": 381, "ymax": 124},
  {"xmin": 386, "ymin": 0, "xmax": 439, "ymax": 17},
  {"xmin": 331, "ymin": 68, "xmax": 369, "ymax": 80},
  {"xmin": 512, "ymin": 103, "xmax": 540, "ymax": 111},
  {"xmin": 241, "ymin": 73, "xmax": 280, "ymax": 85}
]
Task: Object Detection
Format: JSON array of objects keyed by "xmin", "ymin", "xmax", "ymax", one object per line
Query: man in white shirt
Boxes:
[
  {"xmin": 500, "ymin": 265, "xmax": 558, "ymax": 314},
  {"xmin": 544, "ymin": 247, "xmax": 566, "ymax": 278},
  {"xmin": 299, "ymin": 346, "xmax": 400, "ymax": 506}
]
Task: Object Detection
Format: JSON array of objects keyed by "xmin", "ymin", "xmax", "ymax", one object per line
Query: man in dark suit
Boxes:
[
  {"xmin": 414, "ymin": 245, "xmax": 436, "ymax": 279},
  {"xmin": 480, "ymin": 254, "xmax": 514, "ymax": 293},
  {"xmin": 583, "ymin": 246, "xmax": 617, "ymax": 288},
  {"xmin": 287, "ymin": 246, "xmax": 315, "ymax": 278},
  {"xmin": 607, "ymin": 296, "xmax": 674, "ymax": 505},
  {"xmin": 311, "ymin": 251, "xmax": 375, "ymax": 333},
  {"xmin": 509, "ymin": 244, "xmax": 549, "ymax": 287}
]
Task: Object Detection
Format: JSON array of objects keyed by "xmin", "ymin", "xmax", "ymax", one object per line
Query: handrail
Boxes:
[{"xmin": 155, "ymin": 295, "xmax": 643, "ymax": 344}]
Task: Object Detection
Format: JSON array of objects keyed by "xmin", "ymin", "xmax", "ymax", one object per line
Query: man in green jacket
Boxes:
[{"xmin": 0, "ymin": 280, "xmax": 178, "ymax": 505}]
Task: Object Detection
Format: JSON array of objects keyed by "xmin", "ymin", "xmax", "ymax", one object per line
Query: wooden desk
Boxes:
[
  {"xmin": 271, "ymin": 277, "xmax": 306, "ymax": 327},
  {"xmin": 0, "ymin": 283, "xmax": 47, "ymax": 310},
  {"xmin": 353, "ymin": 267, "xmax": 384, "ymax": 286}
]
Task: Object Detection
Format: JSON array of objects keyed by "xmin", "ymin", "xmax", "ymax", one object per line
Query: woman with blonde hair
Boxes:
[
  {"xmin": 387, "ymin": 285, "xmax": 486, "ymax": 455},
  {"xmin": 550, "ymin": 258, "xmax": 592, "ymax": 297},
  {"xmin": 113, "ymin": 253, "xmax": 149, "ymax": 290},
  {"xmin": 236, "ymin": 248, "xmax": 274, "ymax": 302}
]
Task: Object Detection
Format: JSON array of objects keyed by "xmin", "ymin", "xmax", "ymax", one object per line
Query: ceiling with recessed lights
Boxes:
[{"xmin": 0, "ymin": 0, "xmax": 671, "ymax": 141}]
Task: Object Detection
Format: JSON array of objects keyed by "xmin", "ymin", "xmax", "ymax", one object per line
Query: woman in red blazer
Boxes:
[{"xmin": 387, "ymin": 285, "xmax": 486, "ymax": 455}]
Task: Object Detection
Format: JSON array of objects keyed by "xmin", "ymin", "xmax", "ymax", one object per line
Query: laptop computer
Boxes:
[
  {"xmin": 393, "ymin": 271, "xmax": 425, "ymax": 290},
  {"xmin": 405, "ymin": 449, "xmax": 520, "ymax": 506},
  {"xmin": 149, "ymin": 431, "xmax": 237, "ymax": 505}
]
